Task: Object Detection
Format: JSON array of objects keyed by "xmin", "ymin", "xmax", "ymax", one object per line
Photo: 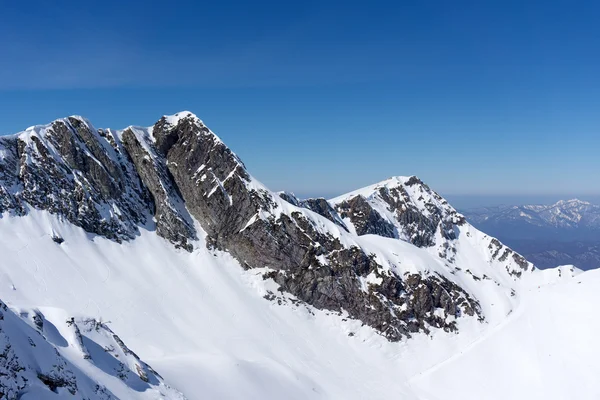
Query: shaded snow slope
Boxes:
[{"xmin": 0, "ymin": 297, "xmax": 184, "ymax": 399}]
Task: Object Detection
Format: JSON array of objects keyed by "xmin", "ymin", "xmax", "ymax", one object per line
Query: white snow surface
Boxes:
[
  {"xmin": 0, "ymin": 300, "xmax": 184, "ymax": 399},
  {"xmin": 0, "ymin": 207, "xmax": 598, "ymax": 399}
]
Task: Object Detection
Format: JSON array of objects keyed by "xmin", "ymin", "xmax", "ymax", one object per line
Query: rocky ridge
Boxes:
[{"xmin": 0, "ymin": 112, "xmax": 536, "ymax": 342}]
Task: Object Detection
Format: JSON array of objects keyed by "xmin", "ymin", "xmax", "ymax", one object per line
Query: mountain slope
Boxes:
[
  {"xmin": 0, "ymin": 112, "xmax": 597, "ymax": 399},
  {"xmin": 0, "ymin": 297, "xmax": 184, "ymax": 399},
  {"xmin": 411, "ymin": 267, "xmax": 600, "ymax": 400},
  {"xmin": 324, "ymin": 176, "xmax": 540, "ymax": 321},
  {"xmin": 0, "ymin": 207, "xmax": 591, "ymax": 400}
]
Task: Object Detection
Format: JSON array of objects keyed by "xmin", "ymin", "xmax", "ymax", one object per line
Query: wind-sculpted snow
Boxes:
[{"xmin": 0, "ymin": 300, "xmax": 185, "ymax": 399}]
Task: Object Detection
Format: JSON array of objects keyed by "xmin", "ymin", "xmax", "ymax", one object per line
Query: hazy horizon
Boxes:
[{"xmin": 286, "ymin": 190, "xmax": 600, "ymax": 209}]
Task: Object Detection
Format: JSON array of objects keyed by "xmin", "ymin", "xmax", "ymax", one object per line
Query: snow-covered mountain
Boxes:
[{"xmin": 0, "ymin": 112, "xmax": 598, "ymax": 399}]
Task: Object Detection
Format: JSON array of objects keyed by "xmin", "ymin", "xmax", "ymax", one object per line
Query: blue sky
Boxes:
[{"xmin": 1, "ymin": 0, "xmax": 599, "ymax": 203}]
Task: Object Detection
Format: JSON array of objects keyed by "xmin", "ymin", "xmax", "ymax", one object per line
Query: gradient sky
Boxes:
[{"xmin": 1, "ymin": 0, "xmax": 598, "ymax": 202}]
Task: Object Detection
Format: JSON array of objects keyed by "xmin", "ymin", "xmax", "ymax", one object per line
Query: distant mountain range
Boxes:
[{"xmin": 462, "ymin": 199, "xmax": 600, "ymax": 270}]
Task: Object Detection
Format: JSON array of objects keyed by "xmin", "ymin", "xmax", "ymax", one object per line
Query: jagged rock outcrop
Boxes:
[
  {"xmin": 0, "ymin": 117, "xmax": 151, "ymax": 242},
  {"xmin": 149, "ymin": 113, "xmax": 481, "ymax": 340},
  {"xmin": 279, "ymin": 192, "xmax": 348, "ymax": 230},
  {"xmin": 331, "ymin": 176, "xmax": 464, "ymax": 247},
  {"xmin": 0, "ymin": 117, "xmax": 196, "ymax": 249},
  {"xmin": 335, "ymin": 195, "xmax": 396, "ymax": 238},
  {"xmin": 120, "ymin": 126, "xmax": 196, "ymax": 250},
  {"xmin": 330, "ymin": 175, "xmax": 532, "ymax": 275}
]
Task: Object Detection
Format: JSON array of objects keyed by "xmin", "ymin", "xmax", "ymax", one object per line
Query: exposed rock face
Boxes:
[
  {"xmin": 279, "ymin": 192, "xmax": 348, "ymax": 230},
  {"xmin": 488, "ymin": 238, "xmax": 532, "ymax": 278},
  {"xmin": 0, "ymin": 117, "xmax": 196, "ymax": 249},
  {"xmin": 329, "ymin": 176, "xmax": 532, "ymax": 276},
  {"xmin": 0, "ymin": 117, "xmax": 151, "ymax": 242},
  {"xmin": 267, "ymin": 250, "xmax": 480, "ymax": 340},
  {"xmin": 336, "ymin": 195, "xmax": 396, "ymax": 238},
  {"xmin": 151, "ymin": 114, "xmax": 481, "ymax": 340},
  {"xmin": 332, "ymin": 176, "xmax": 465, "ymax": 247},
  {"xmin": 0, "ymin": 112, "xmax": 535, "ymax": 342},
  {"xmin": 121, "ymin": 127, "xmax": 196, "ymax": 251}
]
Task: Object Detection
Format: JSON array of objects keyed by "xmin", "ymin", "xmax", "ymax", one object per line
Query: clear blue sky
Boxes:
[{"xmin": 1, "ymin": 0, "xmax": 598, "ymax": 203}]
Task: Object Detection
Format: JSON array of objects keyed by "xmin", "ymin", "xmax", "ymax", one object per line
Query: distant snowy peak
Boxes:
[
  {"xmin": 554, "ymin": 198, "xmax": 591, "ymax": 206},
  {"xmin": 463, "ymin": 198, "xmax": 600, "ymax": 229}
]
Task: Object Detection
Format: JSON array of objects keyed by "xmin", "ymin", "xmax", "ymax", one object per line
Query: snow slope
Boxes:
[
  {"xmin": 0, "ymin": 207, "xmax": 597, "ymax": 399},
  {"xmin": 411, "ymin": 268, "xmax": 600, "ymax": 400},
  {"xmin": 0, "ymin": 300, "xmax": 184, "ymax": 399}
]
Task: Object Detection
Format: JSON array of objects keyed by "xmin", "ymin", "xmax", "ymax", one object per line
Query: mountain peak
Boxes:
[
  {"xmin": 18, "ymin": 115, "xmax": 95, "ymax": 140},
  {"xmin": 329, "ymin": 175, "xmax": 424, "ymax": 204},
  {"xmin": 162, "ymin": 111, "xmax": 202, "ymax": 126},
  {"xmin": 554, "ymin": 198, "xmax": 591, "ymax": 207},
  {"xmin": 378, "ymin": 175, "xmax": 423, "ymax": 187}
]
